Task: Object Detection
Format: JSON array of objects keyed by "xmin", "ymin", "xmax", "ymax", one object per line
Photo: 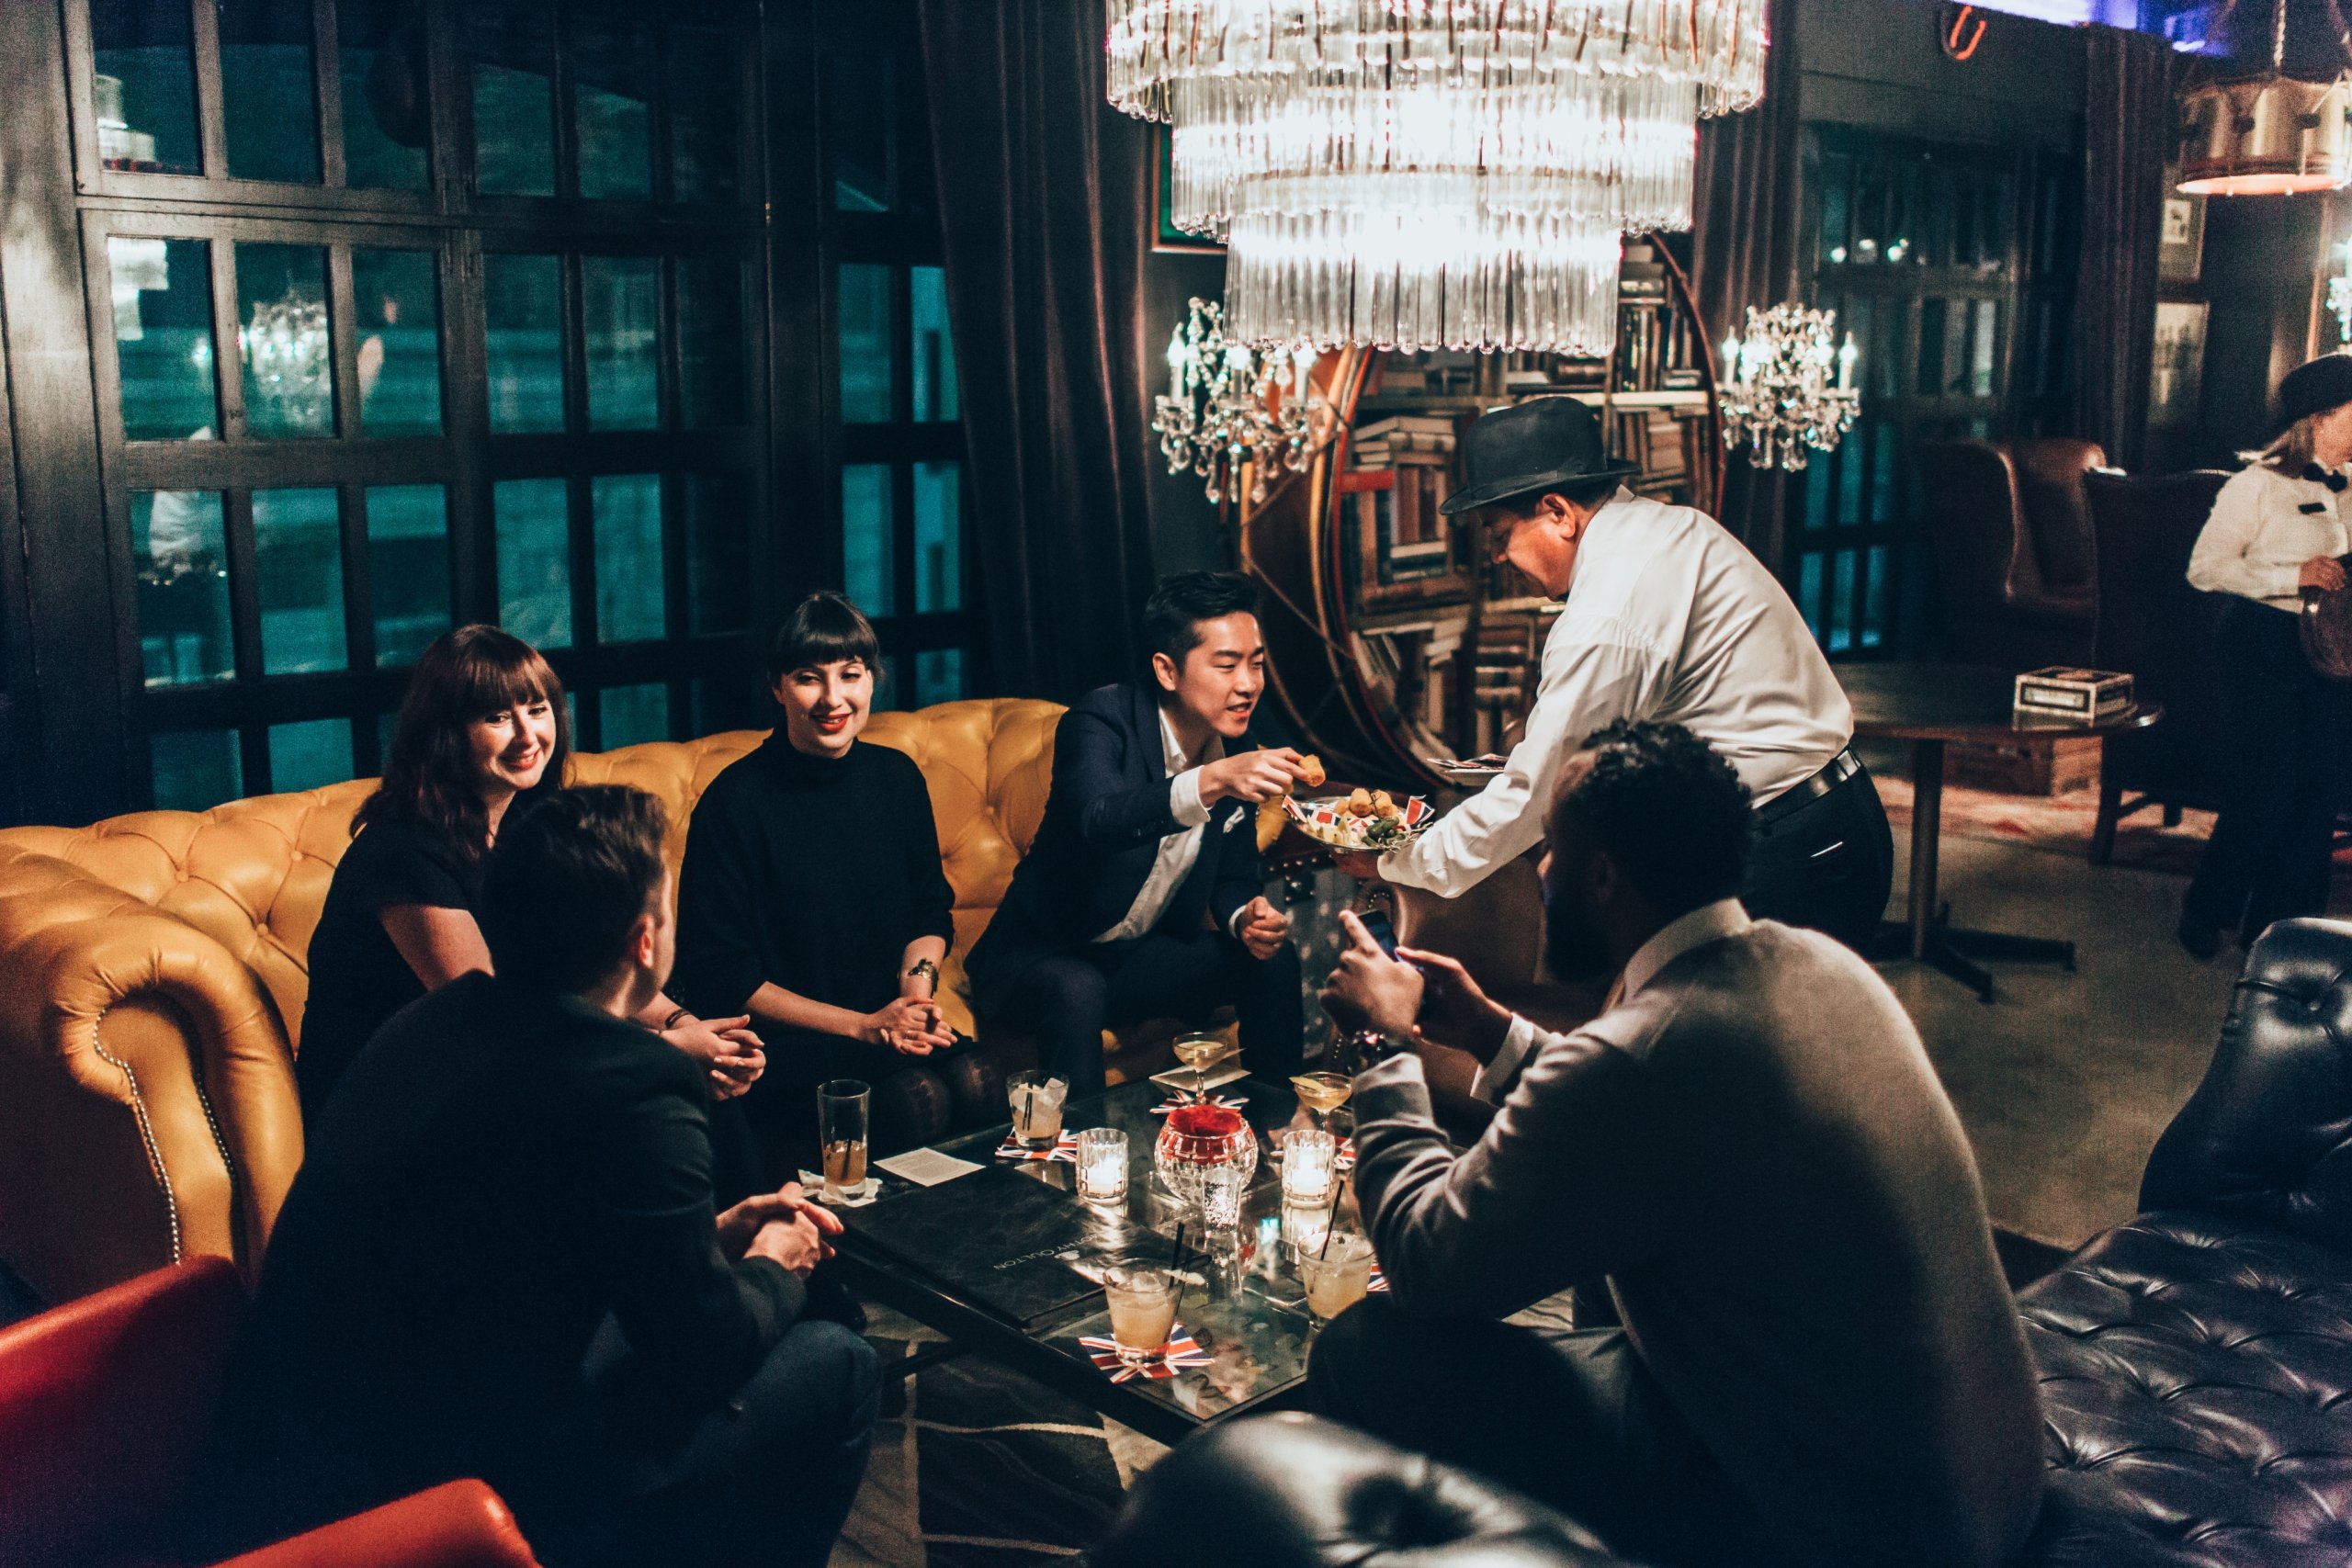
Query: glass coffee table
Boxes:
[{"xmin": 829, "ymin": 1076, "xmax": 1362, "ymax": 1446}]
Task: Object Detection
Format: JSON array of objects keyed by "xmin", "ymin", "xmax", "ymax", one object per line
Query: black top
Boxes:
[
  {"xmin": 189, "ymin": 972, "xmax": 803, "ymax": 1554},
  {"xmin": 297, "ymin": 817, "xmax": 479, "ymax": 1126},
  {"xmin": 967, "ymin": 680, "xmax": 1265, "ymax": 1018},
  {"xmin": 670, "ymin": 734, "xmax": 956, "ymax": 1024}
]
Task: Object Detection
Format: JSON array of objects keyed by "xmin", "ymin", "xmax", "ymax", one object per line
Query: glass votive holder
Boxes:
[
  {"xmin": 1280, "ymin": 1128, "xmax": 1338, "ymax": 1203},
  {"xmin": 1075, "ymin": 1126, "xmax": 1129, "ymax": 1203},
  {"xmin": 1199, "ymin": 1161, "xmax": 1246, "ymax": 1230}
]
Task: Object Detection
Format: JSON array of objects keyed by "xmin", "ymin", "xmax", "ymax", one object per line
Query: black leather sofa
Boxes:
[{"xmin": 1094, "ymin": 919, "xmax": 2352, "ymax": 1568}]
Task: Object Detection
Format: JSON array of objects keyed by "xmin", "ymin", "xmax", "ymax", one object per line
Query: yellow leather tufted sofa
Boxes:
[{"xmin": 0, "ymin": 698, "xmax": 1221, "ymax": 1307}]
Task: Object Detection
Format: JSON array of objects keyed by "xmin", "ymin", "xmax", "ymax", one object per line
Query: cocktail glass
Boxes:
[
  {"xmin": 1103, "ymin": 1265, "xmax": 1179, "ymax": 1366},
  {"xmin": 1172, "ymin": 1032, "xmax": 1227, "ymax": 1099},
  {"xmin": 1299, "ymin": 1231, "xmax": 1375, "ymax": 1320},
  {"xmin": 1290, "ymin": 1071, "xmax": 1352, "ymax": 1134}
]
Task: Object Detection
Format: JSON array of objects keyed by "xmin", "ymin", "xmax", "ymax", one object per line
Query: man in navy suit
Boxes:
[{"xmin": 969, "ymin": 572, "xmax": 1309, "ymax": 1097}]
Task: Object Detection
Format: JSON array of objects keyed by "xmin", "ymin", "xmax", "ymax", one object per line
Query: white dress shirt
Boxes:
[
  {"xmin": 1092, "ymin": 705, "xmax": 1227, "ymax": 942},
  {"xmin": 1378, "ymin": 490, "xmax": 1851, "ymax": 898},
  {"xmin": 2187, "ymin": 462, "xmax": 2350, "ymax": 613},
  {"xmin": 1470, "ymin": 897, "xmax": 1752, "ymax": 1102}
]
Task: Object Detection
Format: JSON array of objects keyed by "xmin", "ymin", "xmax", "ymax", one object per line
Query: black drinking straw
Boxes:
[{"xmin": 1170, "ymin": 1221, "xmax": 1189, "ymax": 1278}]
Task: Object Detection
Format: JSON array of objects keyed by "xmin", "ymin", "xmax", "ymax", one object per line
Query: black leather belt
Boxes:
[{"xmin": 1752, "ymin": 747, "xmax": 1863, "ymax": 828}]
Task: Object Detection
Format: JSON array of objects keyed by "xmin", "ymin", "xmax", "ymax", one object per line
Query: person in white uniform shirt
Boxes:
[
  {"xmin": 2178, "ymin": 354, "xmax": 2352, "ymax": 959},
  {"xmin": 1337, "ymin": 396, "xmax": 1894, "ymax": 952}
]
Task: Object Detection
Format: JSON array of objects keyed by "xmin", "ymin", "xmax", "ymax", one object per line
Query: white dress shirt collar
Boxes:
[{"xmin": 1619, "ymin": 897, "xmax": 1752, "ymax": 1002}]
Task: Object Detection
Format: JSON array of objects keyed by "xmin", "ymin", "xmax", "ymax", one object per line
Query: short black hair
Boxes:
[
  {"xmin": 1551, "ymin": 720, "xmax": 1752, "ymax": 910},
  {"xmin": 1141, "ymin": 570, "xmax": 1260, "ymax": 676},
  {"xmin": 480, "ymin": 786, "xmax": 670, "ymax": 995},
  {"xmin": 767, "ymin": 591, "xmax": 883, "ymax": 683}
]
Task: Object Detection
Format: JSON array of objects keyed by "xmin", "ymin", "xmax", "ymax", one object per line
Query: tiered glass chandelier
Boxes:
[{"xmin": 1106, "ymin": 1, "xmax": 1770, "ymax": 353}]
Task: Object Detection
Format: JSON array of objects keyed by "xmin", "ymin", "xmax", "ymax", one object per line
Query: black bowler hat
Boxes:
[
  {"xmin": 1438, "ymin": 396, "xmax": 1643, "ymax": 516},
  {"xmin": 2278, "ymin": 354, "xmax": 2352, "ymax": 431}
]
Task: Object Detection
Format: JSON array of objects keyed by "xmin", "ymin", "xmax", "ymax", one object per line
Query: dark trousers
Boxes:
[
  {"xmin": 2187, "ymin": 597, "xmax": 2350, "ymax": 942},
  {"xmin": 511, "ymin": 1314, "xmax": 881, "ymax": 1568},
  {"xmin": 989, "ymin": 930, "xmax": 1305, "ymax": 1099},
  {"xmin": 1307, "ymin": 1296, "xmax": 1785, "ymax": 1568},
  {"xmin": 1743, "ymin": 758, "xmax": 1894, "ymax": 952},
  {"xmin": 718, "ymin": 1031, "xmax": 1004, "ymax": 1192}
]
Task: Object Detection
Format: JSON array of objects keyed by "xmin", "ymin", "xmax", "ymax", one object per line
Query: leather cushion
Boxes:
[
  {"xmin": 1089, "ymin": 1412, "xmax": 1648, "ymax": 1568},
  {"xmin": 2018, "ymin": 1214, "xmax": 2352, "ymax": 1566}
]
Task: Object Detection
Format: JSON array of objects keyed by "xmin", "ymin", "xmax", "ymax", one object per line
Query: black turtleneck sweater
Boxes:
[{"xmin": 672, "ymin": 732, "xmax": 956, "ymax": 1042}]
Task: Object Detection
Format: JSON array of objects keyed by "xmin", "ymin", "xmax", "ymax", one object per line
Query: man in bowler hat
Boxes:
[{"xmin": 1337, "ymin": 397, "xmax": 1891, "ymax": 1089}]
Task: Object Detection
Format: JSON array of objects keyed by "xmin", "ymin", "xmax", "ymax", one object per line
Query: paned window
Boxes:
[{"xmin": 77, "ymin": 0, "xmax": 767, "ymax": 810}]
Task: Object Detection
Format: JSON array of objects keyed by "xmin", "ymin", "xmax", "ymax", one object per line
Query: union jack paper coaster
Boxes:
[
  {"xmin": 1368, "ymin": 1264, "xmax": 1389, "ymax": 1293},
  {"xmin": 1080, "ymin": 1324, "xmax": 1212, "ymax": 1382},
  {"xmin": 994, "ymin": 1130, "xmax": 1079, "ymax": 1163},
  {"xmin": 1152, "ymin": 1092, "xmax": 1250, "ymax": 1114}
]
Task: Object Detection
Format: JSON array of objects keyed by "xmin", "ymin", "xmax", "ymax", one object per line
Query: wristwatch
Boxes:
[{"xmin": 905, "ymin": 957, "xmax": 940, "ymax": 994}]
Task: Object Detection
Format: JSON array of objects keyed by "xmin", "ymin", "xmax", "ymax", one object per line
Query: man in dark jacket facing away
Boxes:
[
  {"xmin": 969, "ymin": 571, "xmax": 1309, "ymax": 1097},
  {"xmin": 187, "ymin": 786, "xmax": 877, "ymax": 1568}
]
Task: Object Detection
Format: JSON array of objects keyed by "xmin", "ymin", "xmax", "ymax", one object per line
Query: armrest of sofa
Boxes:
[
  {"xmin": 209, "ymin": 1481, "xmax": 543, "ymax": 1568},
  {"xmin": 1089, "ymin": 1414, "xmax": 1651, "ymax": 1568},
  {"xmin": 0, "ymin": 858, "xmax": 303, "ymax": 1303},
  {"xmin": 2140, "ymin": 917, "xmax": 2352, "ymax": 1252}
]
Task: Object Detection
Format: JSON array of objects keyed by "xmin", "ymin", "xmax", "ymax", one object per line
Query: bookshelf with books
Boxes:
[{"xmin": 1240, "ymin": 239, "xmax": 1724, "ymax": 795}]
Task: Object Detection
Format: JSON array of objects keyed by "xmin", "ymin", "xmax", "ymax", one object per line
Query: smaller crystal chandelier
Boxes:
[
  {"xmin": 1716, "ymin": 304, "xmax": 1861, "ymax": 471},
  {"xmin": 239, "ymin": 289, "xmax": 334, "ymax": 432},
  {"xmin": 1154, "ymin": 297, "xmax": 1330, "ymax": 504}
]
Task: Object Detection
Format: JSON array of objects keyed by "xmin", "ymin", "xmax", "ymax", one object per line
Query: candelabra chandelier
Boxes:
[
  {"xmin": 1716, "ymin": 304, "xmax": 1861, "ymax": 471},
  {"xmin": 1104, "ymin": 1, "xmax": 1770, "ymax": 353},
  {"xmin": 1154, "ymin": 297, "xmax": 1330, "ymax": 505},
  {"xmin": 240, "ymin": 289, "xmax": 334, "ymax": 432}
]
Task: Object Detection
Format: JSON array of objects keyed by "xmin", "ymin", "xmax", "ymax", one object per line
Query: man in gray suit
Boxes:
[{"xmin": 1311, "ymin": 720, "xmax": 2041, "ymax": 1568}]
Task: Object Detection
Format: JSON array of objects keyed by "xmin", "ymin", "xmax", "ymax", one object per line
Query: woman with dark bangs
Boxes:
[
  {"xmin": 298, "ymin": 625, "xmax": 765, "ymax": 1126},
  {"xmin": 673, "ymin": 592, "xmax": 1001, "ymax": 1174}
]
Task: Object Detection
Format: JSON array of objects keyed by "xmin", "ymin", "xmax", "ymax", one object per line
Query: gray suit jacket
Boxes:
[{"xmin": 1351, "ymin": 918, "xmax": 2043, "ymax": 1568}]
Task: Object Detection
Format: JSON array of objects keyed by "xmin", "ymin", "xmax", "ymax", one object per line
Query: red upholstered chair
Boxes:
[{"xmin": 0, "ymin": 1257, "xmax": 543, "ymax": 1568}]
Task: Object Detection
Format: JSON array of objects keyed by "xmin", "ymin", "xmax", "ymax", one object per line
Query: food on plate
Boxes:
[
  {"xmin": 1371, "ymin": 789, "xmax": 1398, "ymax": 820},
  {"xmin": 1346, "ymin": 788, "xmax": 1374, "ymax": 818}
]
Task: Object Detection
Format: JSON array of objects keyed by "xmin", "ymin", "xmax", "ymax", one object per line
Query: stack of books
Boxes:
[{"xmin": 1351, "ymin": 415, "xmax": 1456, "ymax": 468}]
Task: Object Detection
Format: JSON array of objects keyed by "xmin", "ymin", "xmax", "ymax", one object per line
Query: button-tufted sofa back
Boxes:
[
  {"xmin": 0, "ymin": 698, "xmax": 1059, "ymax": 1304},
  {"xmin": 2139, "ymin": 917, "xmax": 2352, "ymax": 1253}
]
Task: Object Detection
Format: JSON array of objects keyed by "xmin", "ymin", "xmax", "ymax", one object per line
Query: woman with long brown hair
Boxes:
[{"xmin": 299, "ymin": 625, "xmax": 763, "ymax": 1124}]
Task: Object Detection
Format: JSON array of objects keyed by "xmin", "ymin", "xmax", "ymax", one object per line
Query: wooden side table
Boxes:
[{"xmin": 1839, "ymin": 664, "xmax": 2163, "ymax": 1000}]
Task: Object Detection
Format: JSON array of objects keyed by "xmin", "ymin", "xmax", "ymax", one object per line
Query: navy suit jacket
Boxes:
[{"xmin": 967, "ymin": 680, "xmax": 1265, "ymax": 1016}]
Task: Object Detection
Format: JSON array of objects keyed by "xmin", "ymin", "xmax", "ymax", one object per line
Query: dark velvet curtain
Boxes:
[
  {"xmin": 916, "ymin": 0, "xmax": 1158, "ymax": 701},
  {"xmin": 1689, "ymin": 0, "xmax": 1805, "ymax": 571},
  {"xmin": 2072, "ymin": 25, "xmax": 2173, "ymax": 474}
]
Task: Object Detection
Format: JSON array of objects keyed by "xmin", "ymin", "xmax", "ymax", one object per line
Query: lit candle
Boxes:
[
  {"xmin": 1167, "ymin": 327, "xmax": 1186, "ymax": 402},
  {"xmin": 1075, "ymin": 1126, "xmax": 1128, "ymax": 1203},
  {"xmin": 1838, "ymin": 333, "xmax": 1858, "ymax": 392},
  {"xmin": 1721, "ymin": 332, "xmax": 1741, "ymax": 386},
  {"xmin": 1281, "ymin": 1128, "xmax": 1338, "ymax": 1203}
]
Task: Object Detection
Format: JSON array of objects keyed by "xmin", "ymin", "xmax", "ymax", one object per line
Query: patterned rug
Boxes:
[{"xmin": 1872, "ymin": 774, "xmax": 2214, "ymax": 877}]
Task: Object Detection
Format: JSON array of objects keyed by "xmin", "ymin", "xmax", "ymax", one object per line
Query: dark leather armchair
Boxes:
[
  {"xmin": 1918, "ymin": 437, "xmax": 2106, "ymax": 668},
  {"xmin": 2085, "ymin": 468, "xmax": 2233, "ymax": 863},
  {"xmin": 0, "ymin": 1256, "xmax": 544, "ymax": 1568},
  {"xmin": 1089, "ymin": 1412, "xmax": 1649, "ymax": 1567}
]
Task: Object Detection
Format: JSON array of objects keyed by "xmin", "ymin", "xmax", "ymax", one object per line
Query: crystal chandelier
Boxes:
[
  {"xmin": 240, "ymin": 289, "xmax": 334, "ymax": 432},
  {"xmin": 1105, "ymin": 1, "xmax": 1770, "ymax": 352},
  {"xmin": 1154, "ymin": 297, "xmax": 1331, "ymax": 504},
  {"xmin": 2330, "ymin": 241, "xmax": 2352, "ymax": 347},
  {"xmin": 1716, "ymin": 304, "xmax": 1861, "ymax": 471}
]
